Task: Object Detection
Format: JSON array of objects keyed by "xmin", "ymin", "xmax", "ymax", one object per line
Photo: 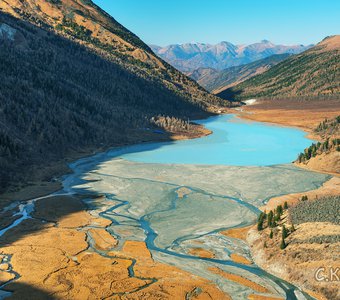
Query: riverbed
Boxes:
[
  {"xmin": 0, "ymin": 115, "xmax": 330, "ymax": 299},
  {"xmin": 65, "ymin": 115, "xmax": 328, "ymax": 299}
]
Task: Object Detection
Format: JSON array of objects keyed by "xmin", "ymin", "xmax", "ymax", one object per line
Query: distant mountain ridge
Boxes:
[
  {"xmin": 217, "ymin": 35, "xmax": 340, "ymax": 101},
  {"xmin": 187, "ymin": 54, "xmax": 291, "ymax": 93},
  {"xmin": 150, "ymin": 40, "xmax": 312, "ymax": 72}
]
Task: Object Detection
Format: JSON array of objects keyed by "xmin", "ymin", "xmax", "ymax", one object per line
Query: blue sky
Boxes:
[{"xmin": 94, "ymin": 0, "xmax": 340, "ymax": 46}]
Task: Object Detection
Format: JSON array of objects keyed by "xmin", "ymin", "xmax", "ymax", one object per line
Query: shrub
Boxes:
[{"xmin": 289, "ymin": 196, "xmax": 340, "ymax": 225}]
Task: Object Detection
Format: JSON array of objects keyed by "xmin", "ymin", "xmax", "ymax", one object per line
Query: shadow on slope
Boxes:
[
  {"xmin": 0, "ymin": 11, "xmax": 215, "ymax": 195},
  {"xmin": 2, "ymin": 282, "xmax": 58, "ymax": 300}
]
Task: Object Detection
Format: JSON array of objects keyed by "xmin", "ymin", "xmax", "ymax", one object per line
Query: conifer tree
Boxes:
[
  {"xmin": 301, "ymin": 195, "xmax": 308, "ymax": 201},
  {"xmin": 268, "ymin": 210, "xmax": 273, "ymax": 227},
  {"xmin": 282, "ymin": 225, "xmax": 288, "ymax": 239},
  {"xmin": 280, "ymin": 237, "xmax": 286, "ymax": 250},
  {"xmin": 257, "ymin": 212, "xmax": 265, "ymax": 231}
]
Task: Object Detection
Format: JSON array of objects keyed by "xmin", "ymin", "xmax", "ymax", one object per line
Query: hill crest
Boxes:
[{"xmin": 217, "ymin": 35, "xmax": 340, "ymax": 100}]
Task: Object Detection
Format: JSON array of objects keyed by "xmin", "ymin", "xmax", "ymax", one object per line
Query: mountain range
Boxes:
[
  {"xmin": 218, "ymin": 35, "xmax": 340, "ymax": 100},
  {"xmin": 150, "ymin": 41, "xmax": 312, "ymax": 72}
]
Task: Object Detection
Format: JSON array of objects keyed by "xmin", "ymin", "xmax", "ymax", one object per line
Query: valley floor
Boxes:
[{"xmin": 0, "ymin": 107, "xmax": 338, "ymax": 300}]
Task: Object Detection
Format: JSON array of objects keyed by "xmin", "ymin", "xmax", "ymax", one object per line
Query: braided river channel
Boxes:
[{"xmin": 1, "ymin": 115, "xmax": 330, "ymax": 299}]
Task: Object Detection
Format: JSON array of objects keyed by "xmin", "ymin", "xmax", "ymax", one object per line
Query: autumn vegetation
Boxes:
[{"xmin": 0, "ymin": 1, "xmax": 231, "ymax": 193}]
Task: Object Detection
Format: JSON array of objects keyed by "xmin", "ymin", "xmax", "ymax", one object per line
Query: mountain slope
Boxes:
[
  {"xmin": 0, "ymin": 0, "xmax": 223, "ymax": 108},
  {"xmin": 218, "ymin": 36, "xmax": 340, "ymax": 101},
  {"xmin": 188, "ymin": 54, "xmax": 291, "ymax": 93},
  {"xmin": 151, "ymin": 41, "xmax": 311, "ymax": 72},
  {"xmin": 0, "ymin": 1, "xmax": 228, "ymax": 192}
]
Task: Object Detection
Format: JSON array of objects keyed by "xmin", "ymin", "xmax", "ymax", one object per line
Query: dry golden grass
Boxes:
[
  {"xmin": 188, "ymin": 247, "xmax": 215, "ymax": 259},
  {"xmin": 0, "ymin": 196, "xmax": 229, "ymax": 299},
  {"xmin": 239, "ymin": 98, "xmax": 340, "ymax": 131},
  {"xmin": 220, "ymin": 225, "xmax": 253, "ymax": 241},
  {"xmin": 230, "ymin": 253, "xmax": 252, "ymax": 265}
]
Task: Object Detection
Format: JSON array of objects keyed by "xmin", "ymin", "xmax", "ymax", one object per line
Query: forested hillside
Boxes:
[
  {"xmin": 297, "ymin": 116, "xmax": 340, "ymax": 173},
  {"xmin": 218, "ymin": 36, "xmax": 340, "ymax": 101},
  {"xmin": 188, "ymin": 54, "xmax": 290, "ymax": 93},
  {"xmin": 0, "ymin": 0, "xmax": 228, "ymax": 192}
]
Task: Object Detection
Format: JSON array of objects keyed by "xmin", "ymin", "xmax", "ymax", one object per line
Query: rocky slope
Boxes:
[
  {"xmin": 188, "ymin": 54, "xmax": 291, "ymax": 93},
  {"xmin": 218, "ymin": 35, "xmax": 340, "ymax": 101},
  {"xmin": 0, "ymin": 0, "xmax": 230, "ymax": 194},
  {"xmin": 151, "ymin": 40, "xmax": 310, "ymax": 72}
]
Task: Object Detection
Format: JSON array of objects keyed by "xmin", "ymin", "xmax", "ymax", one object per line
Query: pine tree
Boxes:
[
  {"xmin": 280, "ymin": 237, "xmax": 286, "ymax": 250},
  {"xmin": 274, "ymin": 212, "xmax": 280, "ymax": 222},
  {"xmin": 257, "ymin": 212, "xmax": 265, "ymax": 231},
  {"xmin": 269, "ymin": 230, "xmax": 273, "ymax": 239},
  {"xmin": 282, "ymin": 225, "xmax": 288, "ymax": 239},
  {"xmin": 268, "ymin": 210, "xmax": 273, "ymax": 227},
  {"xmin": 284, "ymin": 201, "xmax": 288, "ymax": 210},
  {"xmin": 301, "ymin": 195, "xmax": 308, "ymax": 201}
]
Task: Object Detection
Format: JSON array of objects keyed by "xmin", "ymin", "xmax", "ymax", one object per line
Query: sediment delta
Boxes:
[{"xmin": 0, "ymin": 116, "xmax": 332, "ymax": 299}]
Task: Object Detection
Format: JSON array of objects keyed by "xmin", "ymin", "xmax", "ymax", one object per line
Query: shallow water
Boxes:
[
  {"xmin": 118, "ymin": 115, "xmax": 313, "ymax": 166},
  {"xmin": 0, "ymin": 115, "xmax": 328, "ymax": 299}
]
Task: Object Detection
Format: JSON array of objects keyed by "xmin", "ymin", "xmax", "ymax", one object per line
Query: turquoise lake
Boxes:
[{"xmin": 115, "ymin": 114, "xmax": 313, "ymax": 166}]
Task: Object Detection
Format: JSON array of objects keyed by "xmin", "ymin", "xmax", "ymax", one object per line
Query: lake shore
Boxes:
[
  {"xmin": 235, "ymin": 98, "xmax": 340, "ymax": 133},
  {"xmin": 0, "ymin": 120, "xmax": 213, "ymax": 214},
  {"xmin": 235, "ymin": 98, "xmax": 340, "ymax": 174}
]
